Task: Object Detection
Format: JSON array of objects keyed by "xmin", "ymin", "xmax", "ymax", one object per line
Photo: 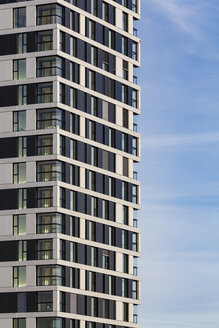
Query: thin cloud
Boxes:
[
  {"xmin": 142, "ymin": 132, "xmax": 219, "ymax": 148},
  {"xmin": 147, "ymin": 0, "xmax": 206, "ymax": 40}
]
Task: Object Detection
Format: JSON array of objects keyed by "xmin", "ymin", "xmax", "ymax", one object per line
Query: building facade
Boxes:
[{"xmin": 0, "ymin": 0, "xmax": 140, "ymax": 328}]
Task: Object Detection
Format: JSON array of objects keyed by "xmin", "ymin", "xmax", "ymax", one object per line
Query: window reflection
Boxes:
[{"xmin": 37, "ymin": 213, "xmax": 63, "ymax": 234}]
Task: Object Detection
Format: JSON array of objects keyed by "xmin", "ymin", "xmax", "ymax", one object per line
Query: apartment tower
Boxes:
[{"xmin": 0, "ymin": 0, "xmax": 140, "ymax": 328}]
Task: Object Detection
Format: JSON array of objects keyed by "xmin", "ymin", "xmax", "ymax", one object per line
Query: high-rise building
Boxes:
[{"xmin": 0, "ymin": 0, "xmax": 140, "ymax": 328}]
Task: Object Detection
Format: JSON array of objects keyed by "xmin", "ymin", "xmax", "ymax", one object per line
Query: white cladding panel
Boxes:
[
  {"xmin": 0, "ymin": 267, "xmax": 12, "ymax": 288},
  {"xmin": 0, "ymin": 60, "xmax": 12, "ymax": 82},
  {"xmin": 0, "ymin": 163, "xmax": 12, "ymax": 184},
  {"xmin": 0, "ymin": 215, "xmax": 12, "ymax": 236},
  {"xmin": 0, "ymin": 9, "xmax": 12, "ymax": 30},
  {"xmin": 0, "ymin": 111, "xmax": 12, "ymax": 133}
]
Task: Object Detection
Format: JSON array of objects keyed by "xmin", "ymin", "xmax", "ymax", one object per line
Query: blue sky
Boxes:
[{"xmin": 137, "ymin": 1, "xmax": 219, "ymax": 327}]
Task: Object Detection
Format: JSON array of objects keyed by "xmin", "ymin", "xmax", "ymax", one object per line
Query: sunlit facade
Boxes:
[{"xmin": 0, "ymin": 0, "xmax": 141, "ymax": 327}]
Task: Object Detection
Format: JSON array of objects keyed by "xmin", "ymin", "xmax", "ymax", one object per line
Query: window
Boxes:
[
  {"xmin": 122, "ymin": 230, "xmax": 128, "ymax": 249},
  {"xmin": 18, "ymin": 85, "xmax": 27, "ymax": 105},
  {"xmin": 18, "ymin": 189, "xmax": 27, "ymax": 209},
  {"xmin": 122, "ymin": 133, "xmax": 128, "ymax": 152},
  {"xmin": 37, "ymin": 4, "xmax": 63, "ymax": 25},
  {"xmin": 18, "ymin": 240, "xmax": 27, "ymax": 261},
  {"xmin": 122, "ymin": 181, "xmax": 128, "ymax": 201},
  {"xmin": 13, "ymin": 215, "xmax": 26, "ymax": 235},
  {"xmin": 91, "ymin": 247, "xmax": 98, "ymax": 267},
  {"xmin": 122, "ymin": 278, "xmax": 128, "ymax": 297},
  {"xmin": 102, "ymin": 249, "xmax": 109, "ymax": 269},
  {"xmin": 122, "ymin": 205, "xmax": 129, "ymax": 225},
  {"xmin": 108, "ymin": 128, "xmax": 115, "ymax": 147},
  {"xmin": 91, "ymin": 96, "xmax": 98, "ymax": 116},
  {"xmin": 37, "ymin": 318, "xmax": 63, "ymax": 328},
  {"xmin": 69, "ymin": 87, "xmax": 77, "ymax": 108},
  {"xmin": 102, "ymin": 101, "xmax": 108, "ymax": 120},
  {"xmin": 70, "ymin": 62, "xmax": 79, "ymax": 83},
  {"xmin": 37, "ymin": 292, "xmax": 53, "ymax": 312},
  {"xmin": 109, "ymin": 79, "xmax": 115, "ymax": 98},
  {"xmin": 132, "ymin": 0, "xmax": 138, "ymax": 13},
  {"xmin": 91, "ymin": 197, "xmax": 97, "ymax": 217},
  {"xmin": 59, "ymin": 83, "xmax": 65, "ymax": 104},
  {"xmin": 132, "ymin": 280, "xmax": 137, "ymax": 299},
  {"xmin": 109, "ymin": 275, "xmax": 115, "ymax": 295},
  {"xmin": 88, "ymin": 120, "xmax": 96, "ymax": 140},
  {"xmin": 37, "ymin": 108, "xmax": 63, "ymax": 130},
  {"xmin": 37, "ymin": 265, "xmax": 63, "ymax": 286},
  {"xmin": 132, "ymin": 232, "xmax": 137, "ymax": 251},
  {"xmin": 37, "ymin": 187, "xmax": 53, "ymax": 208},
  {"xmin": 102, "ymin": 51, "xmax": 109, "ymax": 71},
  {"xmin": 70, "ymin": 11, "xmax": 80, "ymax": 32},
  {"xmin": 70, "ymin": 242, "xmax": 77, "ymax": 262},
  {"xmin": 132, "ymin": 137, "xmax": 137, "ymax": 156},
  {"xmin": 13, "ymin": 266, "xmax": 26, "ymax": 287},
  {"xmin": 123, "ymin": 157, "xmax": 129, "ymax": 177},
  {"xmin": 91, "ymin": 146, "xmax": 98, "ymax": 166},
  {"xmin": 88, "ymin": 70, "xmax": 96, "ymax": 90},
  {"xmin": 37, "ymin": 135, "xmax": 53, "ymax": 155},
  {"xmin": 133, "ymin": 256, "xmax": 138, "ymax": 275},
  {"xmin": 37, "ymin": 30, "xmax": 53, "ymax": 51},
  {"xmin": 91, "ymin": 46, "xmax": 98, "ymax": 66},
  {"xmin": 102, "ymin": 299, "xmax": 109, "ymax": 318},
  {"xmin": 108, "ymin": 177, "xmax": 115, "ymax": 197},
  {"xmin": 122, "ymin": 0, "xmax": 128, "ymax": 7},
  {"xmin": 37, "ymin": 83, "xmax": 53, "ymax": 103},
  {"xmin": 88, "ymin": 271, "xmax": 96, "ymax": 291},
  {"xmin": 13, "ymin": 59, "xmax": 26, "ymax": 80},
  {"xmin": 132, "ymin": 185, "xmax": 138, "ymax": 204},
  {"xmin": 70, "ymin": 36, "xmax": 77, "ymax": 56},
  {"xmin": 109, "ymin": 30, "xmax": 115, "ymax": 49},
  {"xmin": 102, "ymin": 150, "xmax": 108, "ymax": 170},
  {"xmin": 13, "ymin": 111, "xmax": 26, "ymax": 131},
  {"xmin": 91, "ymin": 297, "xmax": 98, "ymax": 317},
  {"xmin": 133, "ymin": 209, "xmax": 138, "ymax": 228},
  {"xmin": 17, "ymin": 34, "xmax": 27, "ymax": 53},
  {"xmin": 37, "ymin": 161, "xmax": 63, "ymax": 182},
  {"xmin": 91, "ymin": 0, "xmax": 98, "ymax": 16},
  {"xmin": 70, "ymin": 139, "xmax": 77, "ymax": 159},
  {"xmin": 88, "ymin": 221, "xmax": 96, "ymax": 241},
  {"xmin": 123, "ymin": 60, "xmax": 129, "ymax": 80},
  {"xmin": 123, "ymin": 302, "xmax": 129, "ymax": 321},
  {"xmin": 70, "ymin": 216, "xmax": 80, "ymax": 237},
  {"xmin": 102, "ymin": 200, "xmax": 109, "ymax": 220},
  {"xmin": 37, "ymin": 213, "xmax": 63, "ymax": 234},
  {"xmin": 70, "ymin": 190, "xmax": 77, "ymax": 211},
  {"xmin": 14, "ymin": 8, "xmax": 26, "ymax": 28},
  {"xmin": 122, "ymin": 36, "xmax": 128, "ymax": 56},
  {"xmin": 122, "ymin": 85, "xmax": 128, "ymax": 104},
  {"xmin": 37, "ymin": 239, "xmax": 53, "ymax": 260},
  {"xmin": 88, "ymin": 20, "xmax": 96, "ymax": 40},
  {"xmin": 133, "ymin": 304, "xmax": 138, "ymax": 323},
  {"xmin": 88, "ymin": 171, "xmax": 96, "ymax": 191},
  {"xmin": 13, "ymin": 163, "xmax": 26, "ymax": 184},
  {"xmin": 102, "ymin": 2, "xmax": 109, "ymax": 22},
  {"xmin": 109, "ymin": 226, "xmax": 115, "ymax": 246},
  {"xmin": 123, "ymin": 109, "xmax": 129, "ymax": 128},
  {"xmin": 123, "ymin": 254, "xmax": 128, "ymax": 273},
  {"xmin": 18, "ymin": 137, "xmax": 27, "ymax": 158},
  {"xmin": 13, "ymin": 319, "xmax": 26, "ymax": 328},
  {"xmin": 59, "ymin": 31, "xmax": 65, "ymax": 51},
  {"xmin": 122, "ymin": 12, "xmax": 128, "ymax": 31},
  {"xmin": 132, "ymin": 41, "xmax": 138, "ymax": 60},
  {"xmin": 37, "ymin": 56, "xmax": 64, "ymax": 77},
  {"xmin": 132, "ymin": 89, "xmax": 138, "ymax": 108}
]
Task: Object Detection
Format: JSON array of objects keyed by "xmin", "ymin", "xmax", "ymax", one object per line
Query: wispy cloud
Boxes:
[
  {"xmin": 147, "ymin": 0, "xmax": 206, "ymax": 40},
  {"xmin": 142, "ymin": 132, "xmax": 219, "ymax": 148}
]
